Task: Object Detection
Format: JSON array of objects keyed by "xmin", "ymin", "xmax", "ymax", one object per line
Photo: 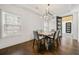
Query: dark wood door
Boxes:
[{"xmin": 56, "ymin": 16, "xmax": 62, "ymax": 37}]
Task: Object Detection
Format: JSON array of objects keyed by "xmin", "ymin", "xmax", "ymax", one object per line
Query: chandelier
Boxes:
[{"xmin": 42, "ymin": 4, "xmax": 54, "ymax": 20}]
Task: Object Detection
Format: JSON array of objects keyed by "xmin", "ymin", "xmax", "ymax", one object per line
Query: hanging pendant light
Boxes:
[{"xmin": 41, "ymin": 4, "xmax": 54, "ymax": 20}]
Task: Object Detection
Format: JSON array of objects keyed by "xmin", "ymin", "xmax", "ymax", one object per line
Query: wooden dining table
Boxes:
[
  {"xmin": 38, "ymin": 31, "xmax": 55, "ymax": 50},
  {"xmin": 38, "ymin": 32, "xmax": 54, "ymax": 36},
  {"xmin": 38, "ymin": 31, "xmax": 54, "ymax": 43}
]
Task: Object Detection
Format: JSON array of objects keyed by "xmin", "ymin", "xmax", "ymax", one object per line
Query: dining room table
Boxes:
[
  {"xmin": 38, "ymin": 31, "xmax": 54, "ymax": 36},
  {"xmin": 38, "ymin": 31, "xmax": 55, "ymax": 50}
]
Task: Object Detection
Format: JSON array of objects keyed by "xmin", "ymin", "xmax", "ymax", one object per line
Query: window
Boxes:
[
  {"xmin": 1, "ymin": 11, "xmax": 21, "ymax": 37},
  {"xmin": 44, "ymin": 19, "xmax": 49, "ymax": 32},
  {"xmin": 66, "ymin": 22, "xmax": 71, "ymax": 33}
]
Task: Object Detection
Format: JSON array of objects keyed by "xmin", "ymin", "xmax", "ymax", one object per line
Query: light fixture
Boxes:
[{"xmin": 41, "ymin": 4, "xmax": 54, "ymax": 20}]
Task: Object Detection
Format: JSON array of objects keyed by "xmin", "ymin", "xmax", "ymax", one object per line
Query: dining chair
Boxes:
[
  {"xmin": 33, "ymin": 31, "xmax": 45, "ymax": 50},
  {"xmin": 54, "ymin": 30, "xmax": 60, "ymax": 48},
  {"xmin": 49, "ymin": 31, "xmax": 56, "ymax": 48},
  {"xmin": 49, "ymin": 30, "xmax": 60, "ymax": 48},
  {"xmin": 48, "ymin": 29, "xmax": 55, "ymax": 39},
  {"xmin": 33, "ymin": 31, "xmax": 39, "ymax": 48},
  {"xmin": 58, "ymin": 31, "xmax": 62, "ymax": 45},
  {"xmin": 44, "ymin": 31, "xmax": 56, "ymax": 50}
]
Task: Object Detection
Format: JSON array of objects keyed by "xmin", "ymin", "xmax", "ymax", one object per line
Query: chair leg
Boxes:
[
  {"xmin": 59, "ymin": 36, "xmax": 61, "ymax": 45},
  {"xmin": 52, "ymin": 39, "xmax": 55, "ymax": 48},
  {"xmin": 56, "ymin": 39, "xmax": 59, "ymax": 48},
  {"xmin": 33, "ymin": 39, "xmax": 36, "ymax": 48}
]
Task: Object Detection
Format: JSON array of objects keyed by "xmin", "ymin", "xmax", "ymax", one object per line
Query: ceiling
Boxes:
[{"xmin": 15, "ymin": 4, "xmax": 77, "ymax": 16}]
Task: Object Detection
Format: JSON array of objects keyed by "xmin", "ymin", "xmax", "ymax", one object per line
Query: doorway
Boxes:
[{"xmin": 62, "ymin": 15, "xmax": 73, "ymax": 37}]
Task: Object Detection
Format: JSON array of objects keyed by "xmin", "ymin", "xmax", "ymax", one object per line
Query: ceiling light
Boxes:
[{"xmin": 41, "ymin": 4, "xmax": 54, "ymax": 20}]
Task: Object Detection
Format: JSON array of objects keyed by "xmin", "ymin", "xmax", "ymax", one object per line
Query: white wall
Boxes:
[
  {"xmin": 0, "ymin": 4, "xmax": 44, "ymax": 49},
  {"xmin": 72, "ymin": 12, "xmax": 78, "ymax": 40},
  {"xmin": 60, "ymin": 5, "xmax": 79, "ymax": 40}
]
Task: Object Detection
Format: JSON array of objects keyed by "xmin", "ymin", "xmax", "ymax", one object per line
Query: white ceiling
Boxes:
[{"xmin": 15, "ymin": 4, "xmax": 77, "ymax": 16}]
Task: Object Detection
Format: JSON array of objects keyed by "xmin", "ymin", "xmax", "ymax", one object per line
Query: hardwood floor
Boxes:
[{"xmin": 0, "ymin": 37, "xmax": 79, "ymax": 55}]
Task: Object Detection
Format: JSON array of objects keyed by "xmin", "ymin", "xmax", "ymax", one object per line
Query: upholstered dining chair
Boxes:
[
  {"xmin": 33, "ymin": 31, "xmax": 39, "ymax": 48},
  {"xmin": 54, "ymin": 30, "xmax": 60, "ymax": 48},
  {"xmin": 49, "ymin": 31, "xmax": 56, "ymax": 47},
  {"xmin": 50, "ymin": 30, "xmax": 60, "ymax": 48},
  {"xmin": 33, "ymin": 31, "xmax": 44, "ymax": 49}
]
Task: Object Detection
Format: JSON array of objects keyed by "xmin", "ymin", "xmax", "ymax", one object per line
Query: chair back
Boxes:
[
  {"xmin": 54, "ymin": 30, "xmax": 60, "ymax": 40},
  {"xmin": 33, "ymin": 31, "xmax": 39, "ymax": 40},
  {"xmin": 53, "ymin": 31, "xmax": 56, "ymax": 40}
]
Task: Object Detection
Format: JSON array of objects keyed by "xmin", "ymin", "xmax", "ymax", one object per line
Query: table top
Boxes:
[{"xmin": 38, "ymin": 32, "xmax": 54, "ymax": 36}]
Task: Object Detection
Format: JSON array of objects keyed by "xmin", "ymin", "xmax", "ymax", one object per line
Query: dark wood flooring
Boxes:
[{"xmin": 0, "ymin": 37, "xmax": 79, "ymax": 55}]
